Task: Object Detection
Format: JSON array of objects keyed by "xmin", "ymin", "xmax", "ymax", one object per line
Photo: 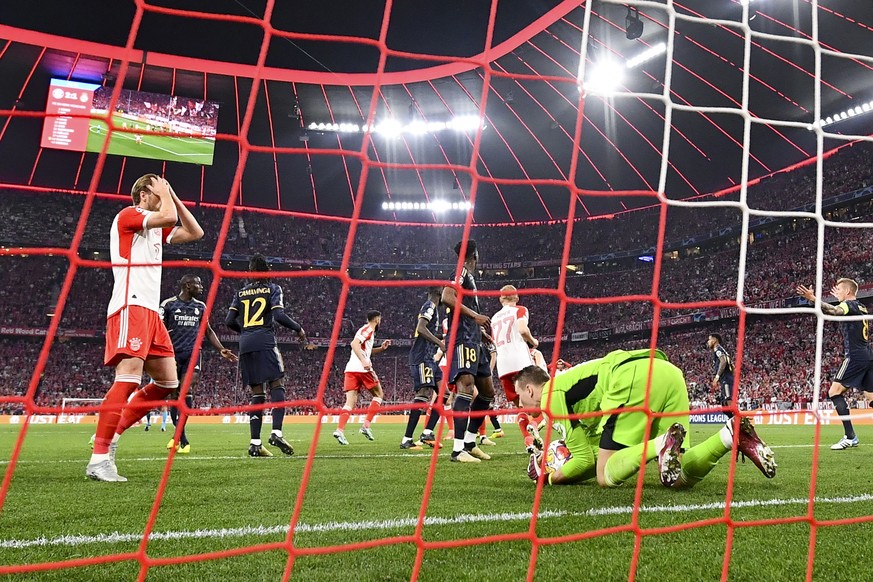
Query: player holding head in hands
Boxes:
[{"xmin": 87, "ymin": 174, "xmax": 204, "ymax": 482}]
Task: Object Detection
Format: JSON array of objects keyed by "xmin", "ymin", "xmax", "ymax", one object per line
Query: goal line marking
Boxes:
[{"xmin": 2, "ymin": 493, "xmax": 872, "ymax": 550}]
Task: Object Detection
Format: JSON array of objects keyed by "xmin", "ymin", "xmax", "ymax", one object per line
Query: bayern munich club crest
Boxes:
[{"xmin": 129, "ymin": 337, "xmax": 143, "ymax": 351}]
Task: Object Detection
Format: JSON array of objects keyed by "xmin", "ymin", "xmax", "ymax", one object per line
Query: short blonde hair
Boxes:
[
  {"xmin": 130, "ymin": 173, "xmax": 159, "ymax": 205},
  {"xmin": 500, "ymin": 284, "xmax": 519, "ymax": 305},
  {"xmin": 837, "ymin": 277, "xmax": 859, "ymax": 295}
]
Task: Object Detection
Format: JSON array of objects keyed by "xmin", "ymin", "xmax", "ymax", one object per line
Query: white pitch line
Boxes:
[
  {"xmin": 0, "ymin": 444, "xmax": 833, "ymax": 466},
  {"xmin": 2, "ymin": 493, "xmax": 873, "ymax": 550},
  {"xmin": 0, "ymin": 451, "xmax": 526, "ymax": 466}
]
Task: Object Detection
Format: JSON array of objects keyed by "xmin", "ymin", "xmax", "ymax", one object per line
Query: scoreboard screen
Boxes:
[{"xmin": 40, "ymin": 79, "xmax": 220, "ymax": 166}]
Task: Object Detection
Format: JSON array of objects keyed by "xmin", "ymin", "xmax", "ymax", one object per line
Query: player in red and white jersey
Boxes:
[
  {"xmin": 333, "ymin": 310, "xmax": 391, "ymax": 445},
  {"xmin": 86, "ymin": 174, "xmax": 203, "ymax": 482},
  {"xmin": 491, "ymin": 285, "xmax": 541, "ymax": 452}
]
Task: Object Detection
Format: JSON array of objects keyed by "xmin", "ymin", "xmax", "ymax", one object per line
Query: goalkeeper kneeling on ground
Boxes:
[{"xmin": 514, "ymin": 349, "xmax": 777, "ymax": 488}]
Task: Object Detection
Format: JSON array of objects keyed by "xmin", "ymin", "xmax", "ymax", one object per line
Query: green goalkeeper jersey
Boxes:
[{"xmin": 540, "ymin": 348, "xmax": 673, "ymax": 482}]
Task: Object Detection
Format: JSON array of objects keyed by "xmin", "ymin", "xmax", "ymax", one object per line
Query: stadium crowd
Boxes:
[
  {"xmin": 3, "ymin": 140, "xmax": 873, "ymax": 417},
  {"xmin": 0, "ymin": 311, "xmax": 856, "ymax": 416},
  {"xmin": 2, "ymin": 140, "xmax": 873, "ymax": 264}
]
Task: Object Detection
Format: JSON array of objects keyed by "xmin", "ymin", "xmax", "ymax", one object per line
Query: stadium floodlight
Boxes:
[
  {"xmin": 584, "ymin": 59, "xmax": 625, "ymax": 95},
  {"xmin": 408, "ymin": 120, "xmax": 428, "ymax": 135},
  {"xmin": 309, "ymin": 116, "xmax": 483, "ymax": 136},
  {"xmin": 625, "ymin": 42, "xmax": 667, "ymax": 69},
  {"xmin": 381, "ymin": 200, "xmax": 473, "ymax": 211},
  {"xmin": 818, "ymin": 100, "xmax": 873, "ymax": 128},
  {"xmin": 447, "ymin": 115, "xmax": 483, "ymax": 132}
]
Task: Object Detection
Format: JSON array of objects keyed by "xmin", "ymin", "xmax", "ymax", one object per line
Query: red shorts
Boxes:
[
  {"xmin": 104, "ymin": 305, "xmax": 174, "ymax": 367},
  {"xmin": 344, "ymin": 371, "xmax": 379, "ymax": 392},
  {"xmin": 500, "ymin": 375, "xmax": 519, "ymax": 403}
]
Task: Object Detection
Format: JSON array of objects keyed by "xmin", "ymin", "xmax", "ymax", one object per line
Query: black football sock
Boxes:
[
  {"xmin": 250, "ymin": 394, "xmax": 266, "ymax": 441},
  {"xmin": 831, "ymin": 394, "xmax": 855, "ymax": 439},
  {"xmin": 169, "ymin": 405, "xmax": 179, "ymax": 430},
  {"xmin": 465, "ymin": 395, "xmax": 493, "ymax": 445},
  {"xmin": 404, "ymin": 410, "xmax": 424, "ymax": 440},
  {"xmin": 270, "ymin": 387, "xmax": 286, "ymax": 432},
  {"xmin": 489, "ymin": 410, "xmax": 502, "ymax": 431},
  {"xmin": 179, "ymin": 394, "xmax": 193, "ymax": 447},
  {"xmin": 722, "ymin": 400, "xmax": 734, "ymax": 419},
  {"xmin": 424, "ymin": 405, "xmax": 441, "ymax": 432},
  {"xmin": 451, "ymin": 394, "xmax": 473, "ymax": 454}
]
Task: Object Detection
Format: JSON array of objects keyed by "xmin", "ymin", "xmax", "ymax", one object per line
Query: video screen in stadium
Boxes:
[{"xmin": 40, "ymin": 78, "xmax": 219, "ymax": 165}]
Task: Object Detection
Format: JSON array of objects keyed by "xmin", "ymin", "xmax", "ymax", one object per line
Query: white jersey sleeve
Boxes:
[{"xmin": 345, "ymin": 324, "xmax": 375, "ymax": 373}]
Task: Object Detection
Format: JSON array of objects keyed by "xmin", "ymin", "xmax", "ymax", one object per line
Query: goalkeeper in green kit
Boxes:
[{"xmin": 514, "ymin": 349, "xmax": 777, "ymax": 487}]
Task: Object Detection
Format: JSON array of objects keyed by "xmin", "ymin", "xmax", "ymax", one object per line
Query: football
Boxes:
[{"xmin": 545, "ymin": 439, "xmax": 572, "ymax": 473}]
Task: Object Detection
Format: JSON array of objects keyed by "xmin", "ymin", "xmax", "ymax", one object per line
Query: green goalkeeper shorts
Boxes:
[{"xmin": 599, "ymin": 358, "xmax": 690, "ymax": 450}]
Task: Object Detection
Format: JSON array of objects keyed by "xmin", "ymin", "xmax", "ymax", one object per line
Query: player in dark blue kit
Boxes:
[
  {"xmin": 401, "ymin": 287, "xmax": 446, "ymax": 450},
  {"xmin": 707, "ymin": 333, "xmax": 735, "ymax": 419},
  {"xmin": 226, "ymin": 255, "xmax": 313, "ymax": 457},
  {"xmin": 160, "ymin": 275, "xmax": 238, "ymax": 453},
  {"xmin": 799, "ymin": 278, "xmax": 873, "ymax": 450},
  {"xmin": 441, "ymin": 240, "xmax": 494, "ymax": 463}
]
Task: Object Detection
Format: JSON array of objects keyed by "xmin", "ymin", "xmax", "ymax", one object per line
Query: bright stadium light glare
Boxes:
[
  {"xmin": 448, "ymin": 115, "xmax": 483, "ymax": 132},
  {"xmin": 625, "ymin": 42, "xmax": 667, "ymax": 69},
  {"xmin": 381, "ymin": 200, "xmax": 472, "ymax": 211},
  {"xmin": 308, "ymin": 122, "xmax": 318, "ymax": 130},
  {"xmin": 408, "ymin": 120, "xmax": 427, "ymax": 135},
  {"xmin": 379, "ymin": 119, "xmax": 403, "ymax": 138},
  {"xmin": 584, "ymin": 59, "xmax": 624, "ymax": 95}
]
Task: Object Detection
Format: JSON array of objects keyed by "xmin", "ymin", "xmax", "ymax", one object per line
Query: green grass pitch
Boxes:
[
  {"xmin": 0, "ymin": 422, "xmax": 871, "ymax": 581},
  {"xmin": 87, "ymin": 113, "xmax": 215, "ymax": 165}
]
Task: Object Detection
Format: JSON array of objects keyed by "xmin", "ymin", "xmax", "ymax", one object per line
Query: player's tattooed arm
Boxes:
[{"xmin": 797, "ymin": 284, "xmax": 844, "ymax": 316}]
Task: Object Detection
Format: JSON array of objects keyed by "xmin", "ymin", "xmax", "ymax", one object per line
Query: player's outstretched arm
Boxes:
[
  {"xmin": 274, "ymin": 309, "xmax": 303, "ymax": 333},
  {"xmin": 166, "ymin": 183, "xmax": 204, "ymax": 243},
  {"xmin": 372, "ymin": 339, "xmax": 392, "ymax": 355},
  {"xmin": 797, "ymin": 284, "xmax": 844, "ymax": 316},
  {"xmin": 205, "ymin": 322, "xmax": 238, "ymax": 362}
]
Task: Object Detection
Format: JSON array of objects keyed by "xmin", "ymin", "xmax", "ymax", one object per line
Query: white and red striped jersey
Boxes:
[
  {"xmin": 345, "ymin": 323, "xmax": 376, "ymax": 373},
  {"xmin": 530, "ymin": 348, "xmax": 549, "ymax": 373},
  {"xmin": 491, "ymin": 304, "xmax": 533, "ymax": 377},
  {"xmin": 107, "ymin": 206, "xmax": 176, "ymax": 318},
  {"xmin": 438, "ymin": 316, "xmax": 449, "ymax": 368}
]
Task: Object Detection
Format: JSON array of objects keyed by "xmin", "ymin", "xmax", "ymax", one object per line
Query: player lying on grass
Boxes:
[{"xmin": 514, "ymin": 349, "xmax": 777, "ymax": 488}]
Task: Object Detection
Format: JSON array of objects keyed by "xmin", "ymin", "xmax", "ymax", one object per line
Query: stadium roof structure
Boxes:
[{"xmin": 0, "ymin": 0, "xmax": 872, "ymax": 224}]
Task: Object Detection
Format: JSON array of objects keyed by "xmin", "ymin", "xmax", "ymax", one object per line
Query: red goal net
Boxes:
[{"xmin": 1, "ymin": 0, "xmax": 872, "ymax": 580}]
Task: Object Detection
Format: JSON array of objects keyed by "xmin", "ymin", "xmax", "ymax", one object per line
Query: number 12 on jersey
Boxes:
[{"xmin": 241, "ymin": 297, "xmax": 267, "ymax": 328}]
